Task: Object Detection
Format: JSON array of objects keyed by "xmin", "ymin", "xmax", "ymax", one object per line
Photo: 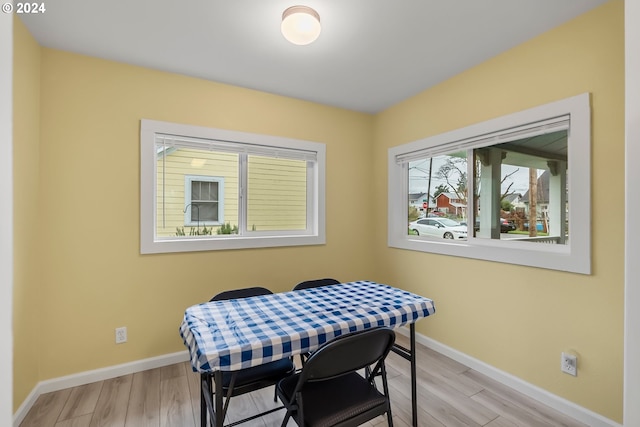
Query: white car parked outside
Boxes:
[{"xmin": 409, "ymin": 217, "xmax": 468, "ymax": 240}]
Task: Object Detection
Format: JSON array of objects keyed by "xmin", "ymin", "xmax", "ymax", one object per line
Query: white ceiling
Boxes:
[{"xmin": 20, "ymin": 0, "xmax": 608, "ymax": 113}]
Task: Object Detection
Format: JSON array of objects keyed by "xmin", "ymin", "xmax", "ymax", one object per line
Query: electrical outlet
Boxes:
[
  {"xmin": 115, "ymin": 327, "xmax": 127, "ymax": 344},
  {"xmin": 561, "ymin": 352, "xmax": 577, "ymax": 376}
]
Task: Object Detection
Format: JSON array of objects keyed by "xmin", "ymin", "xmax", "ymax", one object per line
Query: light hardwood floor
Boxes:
[{"xmin": 20, "ymin": 334, "xmax": 589, "ymax": 427}]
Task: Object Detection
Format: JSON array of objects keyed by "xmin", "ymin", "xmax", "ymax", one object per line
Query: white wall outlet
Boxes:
[
  {"xmin": 115, "ymin": 327, "xmax": 127, "ymax": 344},
  {"xmin": 561, "ymin": 352, "xmax": 577, "ymax": 376}
]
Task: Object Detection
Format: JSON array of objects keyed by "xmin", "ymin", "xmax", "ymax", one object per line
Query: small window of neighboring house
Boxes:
[
  {"xmin": 184, "ymin": 176, "xmax": 223, "ymax": 226},
  {"xmin": 389, "ymin": 93, "xmax": 591, "ymax": 274},
  {"xmin": 141, "ymin": 119, "xmax": 326, "ymax": 254}
]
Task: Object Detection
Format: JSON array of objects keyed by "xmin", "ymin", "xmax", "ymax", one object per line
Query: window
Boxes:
[
  {"xmin": 389, "ymin": 93, "xmax": 591, "ymax": 274},
  {"xmin": 184, "ymin": 176, "xmax": 223, "ymax": 226},
  {"xmin": 141, "ymin": 119, "xmax": 326, "ymax": 254}
]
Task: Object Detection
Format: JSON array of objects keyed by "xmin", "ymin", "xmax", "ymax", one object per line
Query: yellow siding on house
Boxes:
[
  {"xmin": 155, "ymin": 150, "xmax": 308, "ymax": 236},
  {"xmin": 156, "ymin": 148, "xmax": 239, "ymax": 236},
  {"xmin": 247, "ymin": 156, "xmax": 307, "ymax": 231}
]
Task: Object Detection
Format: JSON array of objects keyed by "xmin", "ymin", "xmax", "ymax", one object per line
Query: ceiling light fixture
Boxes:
[{"xmin": 281, "ymin": 5, "xmax": 321, "ymax": 46}]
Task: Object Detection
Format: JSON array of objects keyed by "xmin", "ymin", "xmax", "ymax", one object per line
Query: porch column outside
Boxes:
[
  {"xmin": 547, "ymin": 160, "xmax": 567, "ymax": 244},
  {"xmin": 477, "ymin": 148, "xmax": 502, "ymax": 239}
]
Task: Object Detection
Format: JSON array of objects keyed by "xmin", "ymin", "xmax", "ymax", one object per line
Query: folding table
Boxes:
[{"xmin": 180, "ymin": 280, "xmax": 436, "ymax": 427}]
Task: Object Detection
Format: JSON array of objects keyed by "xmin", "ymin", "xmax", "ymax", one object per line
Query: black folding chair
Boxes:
[
  {"xmin": 292, "ymin": 277, "xmax": 340, "ymax": 291},
  {"xmin": 276, "ymin": 327, "xmax": 396, "ymax": 427},
  {"xmin": 203, "ymin": 287, "xmax": 296, "ymax": 426}
]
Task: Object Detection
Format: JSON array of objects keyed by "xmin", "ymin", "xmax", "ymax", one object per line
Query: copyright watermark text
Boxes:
[{"xmin": 2, "ymin": 2, "xmax": 47, "ymax": 13}]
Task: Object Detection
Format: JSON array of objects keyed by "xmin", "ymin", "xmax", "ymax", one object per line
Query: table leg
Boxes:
[
  {"xmin": 214, "ymin": 370, "xmax": 224, "ymax": 427},
  {"xmin": 390, "ymin": 324, "xmax": 419, "ymax": 427},
  {"xmin": 200, "ymin": 375, "xmax": 206, "ymax": 427},
  {"xmin": 410, "ymin": 323, "xmax": 417, "ymax": 427}
]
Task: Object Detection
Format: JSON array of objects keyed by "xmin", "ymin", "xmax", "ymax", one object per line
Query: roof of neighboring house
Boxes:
[
  {"xmin": 437, "ymin": 192, "xmax": 461, "ymax": 201},
  {"xmin": 503, "ymin": 193, "xmax": 523, "ymax": 203},
  {"xmin": 409, "ymin": 192, "xmax": 429, "ymax": 202}
]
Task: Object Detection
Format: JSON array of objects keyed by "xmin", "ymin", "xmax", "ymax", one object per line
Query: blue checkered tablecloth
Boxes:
[{"xmin": 180, "ymin": 280, "xmax": 436, "ymax": 373}]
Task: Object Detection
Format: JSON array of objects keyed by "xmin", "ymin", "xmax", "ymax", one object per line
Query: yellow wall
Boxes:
[
  {"xmin": 372, "ymin": 1, "xmax": 624, "ymax": 422},
  {"xmin": 12, "ymin": 0, "xmax": 625, "ymax": 423},
  {"xmin": 34, "ymin": 48, "xmax": 374, "ymax": 383},
  {"xmin": 12, "ymin": 17, "xmax": 41, "ymax": 412},
  {"xmin": 12, "ymin": 20, "xmax": 375, "ymax": 412}
]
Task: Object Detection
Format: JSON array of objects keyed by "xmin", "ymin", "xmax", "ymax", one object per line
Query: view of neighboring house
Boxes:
[
  {"xmin": 435, "ymin": 192, "xmax": 466, "ymax": 217},
  {"xmin": 409, "ymin": 192, "xmax": 467, "ymax": 218},
  {"xmin": 156, "ymin": 147, "xmax": 308, "ymax": 237},
  {"xmin": 503, "ymin": 192, "xmax": 524, "ymax": 210},
  {"xmin": 520, "ymin": 170, "xmax": 569, "ymax": 219}
]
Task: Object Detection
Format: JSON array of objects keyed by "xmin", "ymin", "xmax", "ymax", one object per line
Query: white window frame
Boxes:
[
  {"xmin": 184, "ymin": 175, "xmax": 224, "ymax": 226},
  {"xmin": 388, "ymin": 93, "xmax": 591, "ymax": 274},
  {"xmin": 141, "ymin": 119, "xmax": 326, "ymax": 254}
]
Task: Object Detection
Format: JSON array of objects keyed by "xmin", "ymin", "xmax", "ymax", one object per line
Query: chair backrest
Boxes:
[
  {"xmin": 301, "ymin": 327, "xmax": 395, "ymax": 383},
  {"xmin": 293, "ymin": 278, "xmax": 340, "ymax": 291},
  {"xmin": 210, "ymin": 286, "xmax": 272, "ymax": 301}
]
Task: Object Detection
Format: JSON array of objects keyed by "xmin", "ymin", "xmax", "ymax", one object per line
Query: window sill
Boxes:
[{"xmin": 141, "ymin": 233, "xmax": 326, "ymax": 254}]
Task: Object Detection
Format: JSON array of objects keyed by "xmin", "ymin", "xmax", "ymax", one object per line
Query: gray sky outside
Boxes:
[{"xmin": 409, "ymin": 156, "xmax": 541, "ymax": 197}]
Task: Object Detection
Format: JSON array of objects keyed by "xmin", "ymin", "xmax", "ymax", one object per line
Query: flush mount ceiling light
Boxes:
[{"xmin": 281, "ymin": 5, "xmax": 321, "ymax": 45}]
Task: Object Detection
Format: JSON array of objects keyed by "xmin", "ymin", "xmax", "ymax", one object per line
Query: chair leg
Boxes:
[{"xmin": 280, "ymin": 411, "xmax": 291, "ymax": 427}]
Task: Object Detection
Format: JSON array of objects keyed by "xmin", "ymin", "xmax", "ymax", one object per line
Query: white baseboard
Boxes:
[
  {"xmin": 13, "ymin": 350, "xmax": 189, "ymax": 427},
  {"xmin": 395, "ymin": 327, "xmax": 621, "ymax": 427},
  {"xmin": 14, "ymin": 331, "xmax": 623, "ymax": 427}
]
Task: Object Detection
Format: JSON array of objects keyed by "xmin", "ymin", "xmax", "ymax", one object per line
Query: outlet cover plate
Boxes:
[
  {"xmin": 115, "ymin": 327, "xmax": 127, "ymax": 344},
  {"xmin": 561, "ymin": 352, "xmax": 577, "ymax": 376}
]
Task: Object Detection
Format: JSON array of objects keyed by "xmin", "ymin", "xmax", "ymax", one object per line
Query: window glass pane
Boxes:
[
  {"xmin": 156, "ymin": 146, "xmax": 238, "ymax": 237},
  {"xmin": 407, "ymin": 152, "xmax": 468, "ymax": 241},
  {"xmin": 191, "ymin": 181, "xmax": 218, "ymax": 202},
  {"xmin": 195, "ymin": 201, "xmax": 218, "ymax": 222},
  {"xmin": 190, "ymin": 181, "xmax": 219, "ymax": 222},
  {"xmin": 247, "ymin": 155, "xmax": 307, "ymax": 231},
  {"xmin": 472, "ymin": 130, "xmax": 568, "ymax": 244}
]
